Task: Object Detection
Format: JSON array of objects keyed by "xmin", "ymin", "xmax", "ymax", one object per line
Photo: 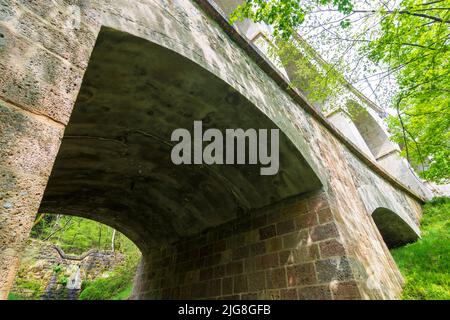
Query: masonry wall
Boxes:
[{"xmin": 133, "ymin": 191, "xmax": 369, "ymax": 300}]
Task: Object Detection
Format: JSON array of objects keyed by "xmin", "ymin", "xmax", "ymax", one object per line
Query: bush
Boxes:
[
  {"xmin": 58, "ymin": 275, "xmax": 68, "ymax": 286},
  {"xmin": 8, "ymin": 293, "xmax": 27, "ymax": 300},
  {"xmin": 79, "ymin": 265, "xmax": 136, "ymax": 300},
  {"xmin": 53, "ymin": 265, "xmax": 62, "ymax": 274},
  {"xmin": 11, "ymin": 278, "xmax": 46, "ymax": 300}
]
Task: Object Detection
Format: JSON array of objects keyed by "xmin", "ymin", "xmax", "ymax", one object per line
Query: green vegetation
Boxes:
[
  {"xmin": 7, "ymin": 293, "xmax": 27, "ymax": 300},
  {"xmin": 392, "ymin": 197, "xmax": 450, "ymax": 300},
  {"xmin": 58, "ymin": 275, "xmax": 68, "ymax": 287},
  {"xmin": 231, "ymin": 0, "xmax": 450, "ymax": 183},
  {"xmin": 367, "ymin": 0, "xmax": 450, "ymax": 183},
  {"xmin": 31, "ymin": 215, "xmax": 132, "ymax": 255},
  {"xmin": 10, "ymin": 215, "xmax": 141, "ymax": 300},
  {"xmin": 7, "ymin": 277, "xmax": 45, "ymax": 300},
  {"xmin": 231, "ymin": 0, "xmax": 353, "ymax": 39},
  {"xmin": 79, "ymin": 247, "xmax": 140, "ymax": 300}
]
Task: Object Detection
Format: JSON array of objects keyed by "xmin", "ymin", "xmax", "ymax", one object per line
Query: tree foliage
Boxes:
[
  {"xmin": 232, "ymin": 0, "xmax": 450, "ymax": 182},
  {"xmin": 264, "ymin": 37, "xmax": 337, "ymax": 107},
  {"xmin": 231, "ymin": 0, "xmax": 353, "ymax": 38},
  {"xmin": 366, "ymin": 0, "xmax": 450, "ymax": 182},
  {"xmin": 31, "ymin": 215, "xmax": 137, "ymax": 255}
]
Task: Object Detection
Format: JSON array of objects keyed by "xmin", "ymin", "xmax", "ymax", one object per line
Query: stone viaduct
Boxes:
[{"xmin": 0, "ymin": 0, "xmax": 431, "ymax": 299}]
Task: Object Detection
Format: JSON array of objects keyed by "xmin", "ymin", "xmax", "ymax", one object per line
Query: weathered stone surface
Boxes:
[
  {"xmin": 0, "ymin": 101, "xmax": 64, "ymax": 299},
  {"xmin": 297, "ymin": 285, "xmax": 333, "ymax": 300},
  {"xmin": 0, "ymin": 24, "xmax": 83, "ymax": 124},
  {"xmin": 287, "ymin": 263, "xmax": 317, "ymax": 287},
  {"xmin": 315, "ymin": 257, "xmax": 354, "ymax": 283},
  {"xmin": 0, "ymin": 102, "xmax": 63, "ymax": 176},
  {"xmin": 330, "ymin": 281, "xmax": 362, "ymax": 300}
]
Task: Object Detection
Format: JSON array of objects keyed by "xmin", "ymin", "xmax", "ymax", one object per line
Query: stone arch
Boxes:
[
  {"xmin": 372, "ymin": 207, "xmax": 419, "ymax": 248},
  {"xmin": 38, "ymin": 26, "xmax": 323, "ymax": 254},
  {"xmin": 357, "ymin": 184, "xmax": 420, "ymax": 249},
  {"xmin": 348, "ymin": 101, "xmax": 396, "ymax": 160},
  {"xmin": 348, "ymin": 101, "xmax": 432, "ymax": 200}
]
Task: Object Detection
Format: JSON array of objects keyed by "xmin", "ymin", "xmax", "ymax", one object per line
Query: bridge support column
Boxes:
[
  {"xmin": 0, "ymin": 100, "xmax": 64, "ymax": 300},
  {"xmin": 132, "ymin": 191, "xmax": 378, "ymax": 300}
]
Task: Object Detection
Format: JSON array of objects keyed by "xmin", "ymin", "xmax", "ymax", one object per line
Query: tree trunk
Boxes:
[{"xmin": 111, "ymin": 229, "xmax": 116, "ymax": 252}]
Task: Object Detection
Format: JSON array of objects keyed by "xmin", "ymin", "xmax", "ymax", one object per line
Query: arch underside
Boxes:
[
  {"xmin": 357, "ymin": 184, "xmax": 420, "ymax": 250},
  {"xmin": 39, "ymin": 27, "xmax": 322, "ymax": 251},
  {"xmin": 351, "ymin": 107, "xmax": 393, "ymax": 160},
  {"xmin": 372, "ymin": 207, "xmax": 419, "ymax": 248}
]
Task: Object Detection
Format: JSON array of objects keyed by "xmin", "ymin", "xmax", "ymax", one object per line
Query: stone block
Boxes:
[
  {"xmin": 310, "ymin": 222, "xmax": 339, "ymax": 242},
  {"xmin": 259, "ymin": 225, "xmax": 276, "ymax": 240},
  {"xmin": 226, "ymin": 261, "xmax": 243, "ymax": 275},
  {"xmin": 280, "ymin": 288, "xmax": 298, "ymax": 300},
  {"xmin": 247, "ymin": 271, "xmax": 266, "ymax": 291},
  {"xmin": 297, "ymin": 285, "xmax": 332, "ymax": 300},
  {"xmin": 319, "ymin": 239, "xmax": 346, "ymax": 258},
  {"xmin": 276, "ymin": 219, "xmax": 296, "ymax": 235},
  {"xmin": 331, "ymin": 281, "xmax": 362, "ymax": 300},
  {"xmin": 315, "ymin": 257, "xmax": 354, "ymax": 283},
  {"xmin": 233, "ymin": 275, "xmax": 248, "ymax": 293},
  {"xmin": 287, "ymin": 263, "xmax": 317, "ymax": 287},
  {"xmin": 266, "ymin": 267, "xmax": 287, "ymax": 289},
  {"xmin": 295, "ymin": 212, "xmax": 319, "ymax": 229},
  {"xmin": 317, "ymin": 208, "xmax": 334, "ymax": 224},
  {"xmin": 222, "ymin": 277, "xmax": 233, "ymax": 295}
]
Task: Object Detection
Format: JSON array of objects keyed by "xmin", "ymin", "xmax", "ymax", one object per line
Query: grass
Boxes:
[
  {"xmin": 7, "ymin": 293, "xmax": 27, "ymax": 300},
  {"xmin": 8, "ymin": 274, "xmax": 46, "ymax": 300},
  {"xmin": 78, "ymin": 271, "xmax": 134, "ymax": 300},
  {"xmin": 391, "ymin": 197, "xmax": 450, "ymax": 300},
  {"xmin": 111, "ymin": 283, "xmax": 133, "ymax": 300},
  {"xmin": 78, "ymin": 250, "xmax": 140, "ymax": 300}
]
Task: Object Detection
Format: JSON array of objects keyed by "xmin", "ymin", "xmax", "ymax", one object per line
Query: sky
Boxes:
[{"xmin": 296, "ymin": 0, "xmax": 403, "ymax": 112}]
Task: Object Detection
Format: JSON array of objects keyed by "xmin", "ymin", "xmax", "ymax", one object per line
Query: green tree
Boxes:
[
  {"xmin": 366, "ymin": 0, "xmax": 450, "ymax": 183},
  {"xmin": 232, "ymin": 0, "xmax": 450, "ymax": 182},
  {"xmin": 230, "ymin": 0, "xmax": 353, "ymax": 39},
  {"xmin": 31, "ymin": 215, "xmax": 135, "ymax": 255}
]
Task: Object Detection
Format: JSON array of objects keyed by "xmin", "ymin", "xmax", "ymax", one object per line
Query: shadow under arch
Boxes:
[
  {"xmin": 372, "ymin": 207, "xmax": 419, "ymax": 248},
  {"xmin": 39, "ymin": 26, "xmax": 322, "ymax": 252},
  {"xmin": 357, "ymin": 184, "xmax": 420, "ymax": 249}
]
